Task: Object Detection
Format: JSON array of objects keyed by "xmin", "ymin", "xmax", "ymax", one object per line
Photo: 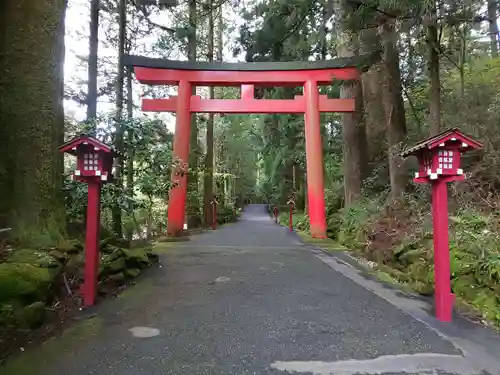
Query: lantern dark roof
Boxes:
[
  {"xmin": 59, "ymin": 136, "xmax": 114, "ymax": 156},
  {"xmin": 401, "ymin": 128, "xmax": 482, "ymax": 158},
  {"xmin": 123, "ymin": 51, "xmax": 379, "ymax": 72}
]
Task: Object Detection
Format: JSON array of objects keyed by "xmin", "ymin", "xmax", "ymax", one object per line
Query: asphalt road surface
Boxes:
[{"xmin": 2, "ymin": 204, "xmax": 499, "ymax": 375}]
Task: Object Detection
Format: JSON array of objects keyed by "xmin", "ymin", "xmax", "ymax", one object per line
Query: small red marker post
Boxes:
[
  {"xmin": 59, "ymin": 136, "xmax": 115, "ymax": 307},
  {"xmin": 402, "ymin": 128, "xmax": 482, "ymax": 322},
  {"xmin": 211, "ymin": 196, "xmax": 218, "ymax": 230},
  {"xmin": 287, "ymin": 198, "xmax": 295, "ymax": 232}
]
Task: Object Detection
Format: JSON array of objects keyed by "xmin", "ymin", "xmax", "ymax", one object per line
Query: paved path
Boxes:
[{"xmin": 2, "ymin": 205, "xmax": 500, "ymax": 374}]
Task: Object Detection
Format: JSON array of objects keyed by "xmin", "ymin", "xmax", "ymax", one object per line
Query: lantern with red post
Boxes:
[
  {"xmin": 59, "ymin": 136, "xmax": 115, "ymax": 307},
  {"xmin": 286, "ymin": 197, "xmax": 295, "ymax": 232},
  {"xmin": 402, "ymin": 128, "xmax": 482, "ymax": 322}
]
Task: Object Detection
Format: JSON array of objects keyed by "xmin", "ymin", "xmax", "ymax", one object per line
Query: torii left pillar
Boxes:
[
  {"xmin": 304, "ymin": 80, "xmax": 327, "ymax": 238},
  {"xmin": 167, "ymin": 80, "xmax": 192, "ymax": 235}
]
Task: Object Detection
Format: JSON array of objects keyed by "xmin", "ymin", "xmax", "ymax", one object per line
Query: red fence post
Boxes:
[
  {"xmin": 432, "ymin": 180, "xmax": 453, "ymax": 322},
  {"xmin": 212, "ymin": 201, "xmax": 217, "ymax": 230},
  {"xmin": 289, "ymin": 203, "xmax": 293, "ymax": 232},
  {"xmin": 83, "ymin": 181, "xmax": 102, "ymax": 306}
]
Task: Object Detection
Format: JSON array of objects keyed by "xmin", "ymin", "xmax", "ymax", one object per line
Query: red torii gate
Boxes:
[{"xmin": 124, "ymin": 55, "xmax": 373, "ymax": 238}]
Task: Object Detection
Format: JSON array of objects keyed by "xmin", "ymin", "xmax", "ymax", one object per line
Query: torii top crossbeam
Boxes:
[
  {"xmin": 124, "ymin": 54, "xmax": 377, "ymax": 114},
  {"xmin": 123, "ymin": 54, "xmax": 376, "ymax": 86}
]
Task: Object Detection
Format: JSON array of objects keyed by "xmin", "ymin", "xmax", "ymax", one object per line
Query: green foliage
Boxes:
[
  {"xmin": 63, "ymin": 114, "xmax": 174, "ymax": 238},
  {"xmin": 336, "ymin": 197, "xmax": 383, "ymax": 248},
  {"xmin": 278, "ymin": 211, "xmax": 310, "ymax": 232}
]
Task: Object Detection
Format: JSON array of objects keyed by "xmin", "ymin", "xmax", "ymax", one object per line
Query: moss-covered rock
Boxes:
[
  {"xmin": 124, "ymin": 268, "xmax": 141, "ymax": 279},
  {"xmin": 99, "ymin": 248, "xmax": 127, "ymax": 278},
  {"xmin": 101, "ymin": 248, "xmax": 124, "ymax": 264},
  {"xmin": 122, "ymin": 248, "xmax": 150, "ymax": 269},
  {"xmin": 6, "ymin": 249, "xmax": 61, "ymax": 268},
  {"xmin": 56, "ymin": 238, "xmax": 83, "ymax": 254},
  {"xmin": 107, "ymin": 272, "xmax": 127, "ymax": 284},
  {"xmin": 17, "ymin": 301, "xmax": 46, "ymax": 329},
  {"xmin": 0, "ymin": 303, "xmax": 15, "ymax": 328},
  {"xmin": 146, "ymin": 251, "xmax": 159, "ymax": 264},
  {"xmin": 66, "ymin": 252, "xmax": 85, "ymax": 270},
  {"xmin": 100, "ymin": 257, "xmax": 127, "ymax": 277},
  {"xmin": 0, "ymin": 263, "xmax": 55, "ymax": 305},
  {"xmin": 49, "ymin": 250, "xmax": 67, "ymax": 262}
]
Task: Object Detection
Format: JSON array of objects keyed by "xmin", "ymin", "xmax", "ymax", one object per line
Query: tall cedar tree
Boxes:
[{"xmin": 0, "ymin": 0, "xmax": 67, "ymax": 232}]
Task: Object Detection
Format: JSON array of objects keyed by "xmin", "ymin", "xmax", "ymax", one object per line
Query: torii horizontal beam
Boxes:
[{"xmin": 142, "ymin": 95, "xmax": 355, "ymax": 113}]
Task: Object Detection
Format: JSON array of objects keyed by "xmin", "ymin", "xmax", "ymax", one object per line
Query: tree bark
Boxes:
[
  {"xmin": 335, "ymin": 0, "xmax": 363, "ymax": 206},
  {"xmin": 204, "ymin": 0, "xmax": 215, "ymax": 226},
  {"xmin": 319, "ymin": 0, "xmax": 333, "ymax": 59},
  {"xmin": 112, "ymin": 0, "xmax": 127, "ymax": 237},
  {"xmin": 426, "ymin": 5, "xmax": 441, "ymax": 135},
  {"xmin": 359, "ymin": 24, "xmax": 385, "ymax": 164},
  {"xmin": 0, "ymin": 0, "xmax": 67, "ymax": 232},
  {"xmin": 87, "ymin": 0, "xmax": 100, "ymax": 122},
  {"xmin": 488, "ymin": 0, "xmax": 499, "ymax": 57},
  {"xmin": 186, "ymin": 0, "xmax": 200, "ymax": 226},
  {"xmin": 380, "ymin": 20, "xmax": 407, "ymax": 200}
]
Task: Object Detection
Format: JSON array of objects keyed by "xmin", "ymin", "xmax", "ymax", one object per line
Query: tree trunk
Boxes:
[
  {"xmin": 87, "ymin": 0, "xmax": 99, "ymax": 122},
  {"xmin": 426, "ymin": 5, "xmax": 441, "ymax": 135},
  {"xmin": 359, "ymin": 24, "xmax": 385, "ymax": 164},
  {"xmin": 488, "ymin": 0, "xmax": 499, "ymax": 57},
  {"xmin": 335, "ymin": 0, "xmax": 363, "ymax": 206},
  {"xmin": 362, "ymin": 62, "xmax": 385, "ymax": 162},
  {"xmin": 319, "ymin": 0, "xmax": 333, "ymax": 59},
  {"xmin": 380, "ymin": 20, "xmax": 407, "ymax": 200},
  {"xmin": 0, "ymin": 0, "xmax": 67, "ymax": 233},
  {"xmin": 186, "ymin": 0, "xmax": 200, "ymax": 226},
  {"xmin": 112, "ymin": 0, "xmax": 127, "ymax": 237},
  {"xmin": 204, "ymin": 0, "xmax": 215, "ymax": 226}
]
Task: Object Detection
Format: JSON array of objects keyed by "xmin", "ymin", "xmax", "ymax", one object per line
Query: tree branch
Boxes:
[{"xmin": 130, "ymin": 0, "xmax": 176, "ymax": 33}]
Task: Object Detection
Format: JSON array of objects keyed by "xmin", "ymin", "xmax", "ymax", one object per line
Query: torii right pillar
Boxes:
[{"xmin": 304, "ymin": 79, "xmax": 327, "ymax": 238}]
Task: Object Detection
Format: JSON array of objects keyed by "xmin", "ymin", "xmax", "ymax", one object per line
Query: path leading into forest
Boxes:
[{"xmin": 2, "ymin": 205, "xmax": 500, "ymax": 375}]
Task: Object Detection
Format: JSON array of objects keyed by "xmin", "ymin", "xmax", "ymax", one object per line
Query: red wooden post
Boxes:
[
  {"xmin": 83, "ymin": 182, "xmax": 101, "ymax": 306},
  {"xmin": 59, "ymin": 136, "xmax": 114, "ymax": 307},
  {"xmin": 402, "ymin": 128, "xmax": 483, "ymax": 322},
  {"xmin": 212, "ymin": 201, "xmax": 217, "ymax": 230},
  {"xmin": 432, "ymin": 180, "xmax": 453, "ymax": 322},
  {"xmin": 167, "ymin": 79, "xmax": 192, "ymax": 236},
  {"xmin": 241, "ymin": 84, "xmax": 254, "ymax": 100},
  {"xmin": 289, "ymin": 203, "xmax": 293, "ymax": 232},
  {"xmin": 304, "ymin": 79, "xmax": 327, "ymax": 238}
]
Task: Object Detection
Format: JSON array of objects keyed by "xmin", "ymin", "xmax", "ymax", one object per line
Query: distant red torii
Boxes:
[{"xmin": 125, "ymin": 54, "xmax": 376, "ymax": 238}]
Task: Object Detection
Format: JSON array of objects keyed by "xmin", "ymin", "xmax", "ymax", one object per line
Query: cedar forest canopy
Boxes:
[{"xmin": 2, "ymin": 0, "xmax": 500, "ymax": 327}]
